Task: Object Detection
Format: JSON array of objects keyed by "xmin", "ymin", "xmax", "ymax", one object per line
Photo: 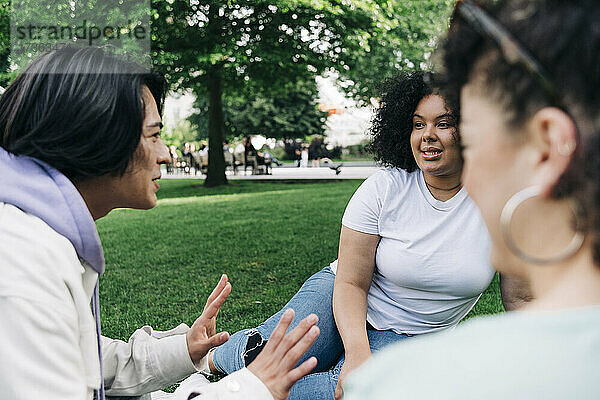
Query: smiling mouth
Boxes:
[{"xmin": 421, "ymin": 149, "xmax": 442, "ymax": 161}]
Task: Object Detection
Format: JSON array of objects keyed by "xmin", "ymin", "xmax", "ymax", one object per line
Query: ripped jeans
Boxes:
[{"xmin": 211, "ymin": 266, "xmax": 410, "ymax": 400}]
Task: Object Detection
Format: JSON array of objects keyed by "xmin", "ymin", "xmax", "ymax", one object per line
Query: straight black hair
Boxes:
[{"xmin": 0, "ymin": 46, "xmax": 166, "ymax": 180}]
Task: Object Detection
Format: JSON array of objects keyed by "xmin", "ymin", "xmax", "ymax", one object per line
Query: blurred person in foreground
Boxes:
[
  {"xmin": 344, "ymin": 1, "xmax": 600, "ymax": 399},
  {"xmin": 0, "ymin": 46, "xmax": 319, "ymax": 400}
]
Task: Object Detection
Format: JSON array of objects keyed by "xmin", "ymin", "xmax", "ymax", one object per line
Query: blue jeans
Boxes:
[{"xmin": 212, "ymin": 266, "xmax": 410, "ymax": 399}]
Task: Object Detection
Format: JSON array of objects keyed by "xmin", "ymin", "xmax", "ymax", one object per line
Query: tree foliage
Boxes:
[
  {"xmin": 334, "ymin": 0, "xmax": 455, "ymax": 101},
  {"xmin": 6, "ymin": 0, "xmax": 150, "ymax": 75},
  {"xmin": 162, "ymin": 119, "xmax": 198, "ymax": 149},
  {"xmin": 0, "ymin": 1, "xmax": 12, "ymax": 88},
  {"xmin": 152, "ymin": 0, "xmax": 454, "ymax": 98}
]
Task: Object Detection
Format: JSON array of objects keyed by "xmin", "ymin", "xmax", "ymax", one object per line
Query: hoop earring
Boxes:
[{"xmin": 500, "ymin": 186, "xmax": 584, "ymax": 265}]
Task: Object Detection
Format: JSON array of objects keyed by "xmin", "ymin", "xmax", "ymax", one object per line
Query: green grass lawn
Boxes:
[{"xmin": 97, "ymin": 179, "xmax": 503, "ymax": 341}]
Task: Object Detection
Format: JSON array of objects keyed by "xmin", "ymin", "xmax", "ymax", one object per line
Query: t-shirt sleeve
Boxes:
[{"xmin": 341, "ymin": 170, "xmax": 389, "ymax": 235}]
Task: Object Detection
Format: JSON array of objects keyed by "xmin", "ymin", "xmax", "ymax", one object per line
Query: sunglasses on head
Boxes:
[{"xmin": 454, "ymin": 0, "xmax": 566, "ymax": 111}]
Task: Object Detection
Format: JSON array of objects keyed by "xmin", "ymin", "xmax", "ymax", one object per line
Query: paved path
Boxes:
[{"xmin": 161, "ymin": 162, "xmax": 381, "ymax": 180}]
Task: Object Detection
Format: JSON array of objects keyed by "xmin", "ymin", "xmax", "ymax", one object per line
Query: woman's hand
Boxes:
[
  {"xmin": 248, "ymin": 309, "xmax": 320, "ymax": 400},
  {"xmin": 334, "ymin": 352, "xmax": 371, "ymax": 400},
  {"xmin": 186, "ymin": 274, "xmax": 232, "ymax": 365}
]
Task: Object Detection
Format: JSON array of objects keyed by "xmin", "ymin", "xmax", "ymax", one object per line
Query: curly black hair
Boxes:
[
  {"xmin": 367, "ymin": 71, "xmax": 457, "ymax": 171},
  {"xmin": 439, "ymin": 0, "xmax": 600, "ymax": 264}
]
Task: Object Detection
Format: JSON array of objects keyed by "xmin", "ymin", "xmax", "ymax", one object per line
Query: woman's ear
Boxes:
[{"xmin": 527, "ymin": 107, "xmax": 577, "ymax": 197}]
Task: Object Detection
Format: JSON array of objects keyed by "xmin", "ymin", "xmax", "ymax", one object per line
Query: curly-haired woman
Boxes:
[{"xmin": 205, "ymin": 72, "xmax": 504, "ymax": 400}]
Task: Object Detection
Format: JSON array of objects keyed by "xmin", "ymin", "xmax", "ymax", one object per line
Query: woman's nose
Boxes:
[{"xmin": 422, "ymin": 124, "xmax": 437, "ymax": 142}]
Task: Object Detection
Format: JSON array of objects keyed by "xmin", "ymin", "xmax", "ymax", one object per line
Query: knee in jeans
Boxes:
[
  {"xmin": 242, "ymin": 329, "xmax": 267, "ymax": 366},
  {"xmin": 242, "ymin": 328, "xmax": 259, "ymax": 336}
]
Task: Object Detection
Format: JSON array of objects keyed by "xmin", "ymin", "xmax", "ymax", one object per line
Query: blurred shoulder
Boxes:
[
  {"xmin": 343, "ymin": 314, "xmax": 507, "ymax": 399},
  {"xmin": 345, "ymin": 308, "xmax": 600, "ymax": 400}
]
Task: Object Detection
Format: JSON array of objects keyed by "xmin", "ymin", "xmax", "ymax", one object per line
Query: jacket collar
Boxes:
[{"xmin": 0, "ymin": 147, "xmax": 104, "ymax": 274}]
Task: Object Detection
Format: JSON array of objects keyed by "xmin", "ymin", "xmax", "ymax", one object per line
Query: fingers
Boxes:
[
  {"xmin": 262, "ymin": 308, "xmax": 295, "ymax": 352},
  {"xmin": 283, "ymin": 325, "xmax": 319, "ymax": 371},
  {"xmin": 202, "ymin": 281, "xmax": 232, "ymax": 320},
  {"xmin": 204, "ymin": 274, "xmax": 228, "ymax": 308},
  {"xmin": 208, "ymin": 331, "xmax": 230, "ymax": 348},
  {"xmin": 187, "ymin": 330, "xmax": 230, "ymax": 365},
  {"xmin": 287, "ymin": 356, "xmax": 318, "ymax": 384},
  {"xmin": 273, "ymin": 313, "xmax": 318, "ymax": 360}
]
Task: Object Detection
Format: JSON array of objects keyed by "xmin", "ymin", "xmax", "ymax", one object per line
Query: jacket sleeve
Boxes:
[
  {"xmin": 102, "ymin": 324, "xmax": 199, "ymax": 396},
  {"xmin": 174, "ymin": 368, "xmax": 274, "ymax": 400}
]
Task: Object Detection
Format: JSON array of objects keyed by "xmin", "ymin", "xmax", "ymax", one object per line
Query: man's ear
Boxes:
[{"xmin": 526, "ymin": 107, "xmax": 577, "ymax": 197}]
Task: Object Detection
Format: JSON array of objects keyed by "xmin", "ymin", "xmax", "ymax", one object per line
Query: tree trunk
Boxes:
[{"xmin": 204, "ymin": 65, "xmax": 228, "ymax": 187}]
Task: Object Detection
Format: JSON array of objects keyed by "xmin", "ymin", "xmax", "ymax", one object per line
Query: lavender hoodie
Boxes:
[{"xmin": 0, "ymin": 146, "xmax": 106, "ymax": 399}]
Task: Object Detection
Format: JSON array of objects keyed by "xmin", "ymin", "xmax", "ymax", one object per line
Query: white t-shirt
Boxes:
[
  {"xmin": 345, "ymin": 305, "xmax": 600, "ymax": 400},
  {"xmin": 330, "ymin": 168, "xmax": 494, "ymax": 335}
]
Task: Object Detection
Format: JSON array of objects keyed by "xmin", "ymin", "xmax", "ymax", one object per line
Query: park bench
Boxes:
[
  {"xmin": 166, "ymin": 151, "xmax": 269, "ymax": 176},
  {"xmin": 192, "ymin": 152, "xmax": 208, "ymax": 175},
  {"xmin": 225, "ymin": 151, "xmax": 245, "ymax": 174},
  {"xmin": 244, "ymin": 154, "xmax": 272, "ymax": 175},
  {"xmin": 187, "ymin": 151, "xmax": 245, "ymax": 175}
]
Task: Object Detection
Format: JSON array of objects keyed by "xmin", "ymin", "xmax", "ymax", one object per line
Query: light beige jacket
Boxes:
[{"xmin": 0, "ymin": 203, "xmax": 272, "ymax": 400}]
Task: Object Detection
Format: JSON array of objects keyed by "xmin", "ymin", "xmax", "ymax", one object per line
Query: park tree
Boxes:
[
  {"xmin": 152, "ymin": 0, "xmax": 454, "ymax": 186},
  {"xmin": 188, "ymin": 78, "xmax": 327, "ymax": 140}
]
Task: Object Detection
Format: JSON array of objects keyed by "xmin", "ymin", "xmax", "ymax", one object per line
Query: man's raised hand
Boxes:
[{"xmin": 186, "ymin": 274, "xmax": 232, "ymax": 365}]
